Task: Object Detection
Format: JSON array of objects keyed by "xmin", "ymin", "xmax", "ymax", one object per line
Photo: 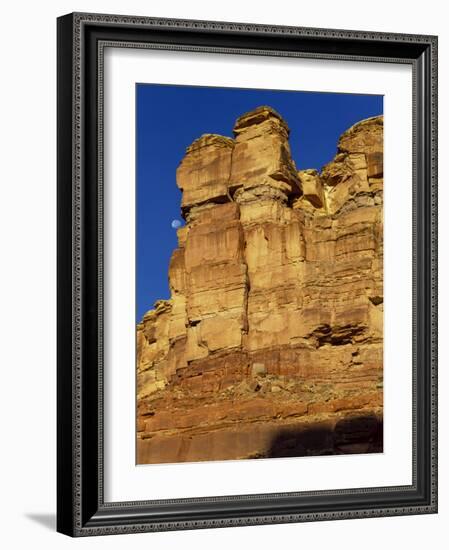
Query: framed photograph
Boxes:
[{"xmin": 57, "ymin": 12, "xmax": 438, "ymax": 536}]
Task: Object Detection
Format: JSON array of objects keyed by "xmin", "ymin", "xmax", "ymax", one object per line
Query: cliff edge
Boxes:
[{"xmin": 137, "ymin": 106, "xmax": 384, "ymax": 463}]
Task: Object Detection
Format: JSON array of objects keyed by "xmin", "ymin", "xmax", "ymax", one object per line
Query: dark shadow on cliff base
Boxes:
[
  {"xmin": 25, "ymin": 513, "xmax": 56, "ymax": 531},
  {"xmin": 263, "ymin": 415, "xmax": 383, "ymax": 458}
]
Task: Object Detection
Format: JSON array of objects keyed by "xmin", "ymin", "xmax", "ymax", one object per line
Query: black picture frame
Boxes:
[{"xmin": 57, "ymin": 12, "xmax": 438, "ymax": 537}]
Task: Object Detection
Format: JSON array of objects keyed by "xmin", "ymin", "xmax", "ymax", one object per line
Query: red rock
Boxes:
[{"xmin": 136, "ymin": 109, "xmax": 384, "ymax": 463}]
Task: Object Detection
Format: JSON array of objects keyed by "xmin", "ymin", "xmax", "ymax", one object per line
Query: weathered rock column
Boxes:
[
  {"xmin": 229, "ymin": 106, "xmax": 301, "ymax": 205},
  {"xmin": 175, "ymin": 134, "xmax": 249, "ymax": 364},
  {"xmin": 136, "ymin": 108, "xmax": 384, "ymax": 464}
]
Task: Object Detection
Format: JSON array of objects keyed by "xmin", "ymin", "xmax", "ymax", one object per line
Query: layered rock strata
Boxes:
[{"xmin": 137, "ymin": 106, "xmax": 384, "ymax": 464}]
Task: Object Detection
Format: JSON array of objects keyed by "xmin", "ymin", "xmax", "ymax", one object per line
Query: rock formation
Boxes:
[{"xmin": 137, "ymin": 106, "xmax": 383, "ymax": 464}]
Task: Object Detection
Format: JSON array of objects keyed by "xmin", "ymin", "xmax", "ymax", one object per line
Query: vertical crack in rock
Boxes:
[{"xmin": 137, "ymin": 107, "xmax": 384, "ymax": 463}]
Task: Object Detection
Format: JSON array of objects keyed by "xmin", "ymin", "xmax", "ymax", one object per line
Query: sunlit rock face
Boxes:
[{"xmin": 137, "ymin": 107, "xmax": 384, "ymax": 464}]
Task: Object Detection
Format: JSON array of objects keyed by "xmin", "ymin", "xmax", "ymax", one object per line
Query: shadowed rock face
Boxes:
[{"xmin": 137, "ymin": 106, "xmax": 384, "ymax": 464}]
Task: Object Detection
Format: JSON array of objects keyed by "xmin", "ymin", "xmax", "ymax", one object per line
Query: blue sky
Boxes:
[{"xmin": 136, "ymin": 84, "xmax": 383, "ymax": 321}]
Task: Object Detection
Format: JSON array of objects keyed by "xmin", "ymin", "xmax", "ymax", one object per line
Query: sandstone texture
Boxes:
[{"xmin": 137, "ymin": 106, "xmax": 384, "ymax": 464}]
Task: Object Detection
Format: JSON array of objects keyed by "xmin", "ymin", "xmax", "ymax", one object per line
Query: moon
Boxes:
[{"xmin": 171, "ymin": 219, "xmax": 182, "ymax": 229}]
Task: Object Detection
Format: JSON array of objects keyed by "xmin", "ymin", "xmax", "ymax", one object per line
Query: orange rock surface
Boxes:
[{"xmin": 137, "ymin": 106, "xmax": 384, "ymax": 464}]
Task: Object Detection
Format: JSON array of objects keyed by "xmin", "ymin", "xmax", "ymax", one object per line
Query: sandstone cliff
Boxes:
[{"xmin": 137, "ymin": 106, "xmax": 383, "ymax": 464}]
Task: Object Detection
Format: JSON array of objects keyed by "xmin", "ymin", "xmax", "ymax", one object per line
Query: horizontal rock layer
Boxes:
[{"xmin": 137, "ymin": 107, "xmax": 384, "ymax": 464}]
